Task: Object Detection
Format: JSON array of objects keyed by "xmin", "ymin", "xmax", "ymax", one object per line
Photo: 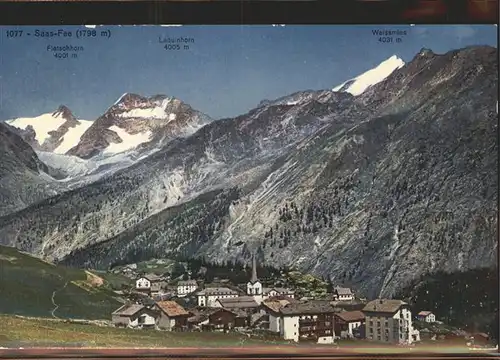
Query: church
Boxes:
[
  {"xmin": 246, "ymin": 254, "xmax": 295, "ymax": 304},
  {"xmin": 246, "ymin": 254, "xmax": 264, "ymax": 304}
]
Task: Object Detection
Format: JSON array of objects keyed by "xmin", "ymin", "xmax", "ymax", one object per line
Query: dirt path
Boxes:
[{"xmin": 50, "ymin": 281, "xmax": 69, "ymax": 319}]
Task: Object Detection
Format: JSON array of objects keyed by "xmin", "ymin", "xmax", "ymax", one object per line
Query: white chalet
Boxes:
[
  {"xmin": 136, "ymin": 277, "xmax": 151, "ymax": 291},
  {"xmin": 263, "ymin": 287, "xmax": 295, "ymax": 299},
  {"xmin": 416, "ymin": 311, "xmax": 436, "ymax": 323},
  {"xmin": 332, "ymin": 287, "xmax": 354, "ymax": 301},
  {"xmin": 196, "ymin": 287, "xmax": 239, "ymax": 307},
  {"xmin": 135, "ymin": 274, "xmax": 164, "ymax": 294},
  {"xmin": 280, "ymin": 301, "xmax": 336, "ymax": 343},
  {"xmin": 261, "ymin": 298, "xmax": 336, "ymax": 343},
  {"xmin": 111, "ymin": 304, "xmax": 158, "ymax": 328},
  {"xmin": 334, "ymin": 310, "xmax": 365, "ymax": 338},
  {"xmin": 260, "ymin": 297, "xmax": 297, "ymax": 334},
  {"xmin": 363, "ymin": 299, "xmax": 420, "ymax": 344},
  {"xmin": 177, "ymin": 280, "xmax": 198, "ymax": 297}
]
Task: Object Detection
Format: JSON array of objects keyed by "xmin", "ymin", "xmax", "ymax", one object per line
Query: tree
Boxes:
[
  {"xmin": 326, "ymin": 278, "xmax": 334, "ymax": 293},
  {"xmin": 172, "ymin": 262, "xmax": 186, "ymax": 279}
]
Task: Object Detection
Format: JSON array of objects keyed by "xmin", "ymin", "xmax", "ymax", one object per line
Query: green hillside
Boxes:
[{"xmin": 0, "ymin": 245, "xmax": 121, "ymax": 320}]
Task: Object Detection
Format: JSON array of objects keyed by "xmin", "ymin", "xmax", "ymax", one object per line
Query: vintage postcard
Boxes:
[{"xmin": 0, "ymin": 24, "xmax": 497, "ymax": 354}]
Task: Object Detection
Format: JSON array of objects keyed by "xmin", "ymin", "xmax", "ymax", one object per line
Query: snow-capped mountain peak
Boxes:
[
  {"xmin": 7, "ymin": 108, "xmax": 71, "ymax": 144},
  {"xmin": 110, "ymin": 94, "xmax": 177, "ymax": 121},
  {"xmin": 52, "ymin": 105, "xmax": 76, "ymax": 121},
  {"xmin": 67, "ymin": 93, "xmax": 212, "ymax": 159},
  {"xmin": 112, "ymin": 93, "xmax": 164, "ymax": 109},
  {"xmin": 332, "ymin": 55, "xmax": 405, "ymax": 96},
  {"xmin": 6, "ymin": 106, "xmax": 93, "ymax": 154}
]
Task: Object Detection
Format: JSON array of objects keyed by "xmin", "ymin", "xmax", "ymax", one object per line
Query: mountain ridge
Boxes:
[
  {"xmin": 0, "ymin": 122, "xmax": 65, "ymax": 216},
  {"xmin": 332, "ymin": 54, "xmax": 405, "ymax": 96},
  {"xmin": 0, "ymin": 46, "xmax": 496, "ymax": 300},
  {"xmin": 66, "ymin": 93, "xmax": 212, "ymax": 159}
]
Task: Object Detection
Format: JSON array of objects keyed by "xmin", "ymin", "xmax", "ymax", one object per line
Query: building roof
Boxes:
[
  {"xmin": 262, "ymin": 299, "xmax": 292, "ymax": 313},
  {"xmin": 263, "ymin": 287, "xmax": 294, "ymax": 294},
  {"xmin": 178, "ymin": 280, "xmax": 198, "ymax": 286},
  {"xmin": 188, "ymin": 315, "xmax": 207, "ymax": 324},
  {"xmin": 196, "ymin": 287, "xmax": 239, "ymax": 296},
  {"xmin": 418, "ymin": 311, "xmax": 433, "ymax": 316},
  {"xmin": 334, "ymin": 287, "xmax": 353, "ymax": 296},
  {"xmin": 280, "ymin": 300, "xmax": 336, "ymax": 315},
  {"xmin": 156, "ymin": 301, "xmax": 190, "ymax": 317},
  {"xmin": 217, "ymin": 296, "xmax": 259, "ymax": 309},
  {"xmin": 187, "ymin": 309, "xmax": 212, "ymax": 324},
  {"xmin": 112, "ymin": 304, "xmax": 146, "ymax": 317},
  {"xmin": 362, "ymin": 299, "xmax": 408, "ymax": 314},
  {"xmin": 209, "ymin": 307, "xmax": 249, "ymax": 318},
  {"xmin": 274, "ymin": 287, "xmax": 294, "ymax": 293},
  {"xmin": 330, "ymin": 299, "xmax": 366, "ymax": 310},
  {"xmin": 187, "ymin": 307, "xmax": 217, "ymax": 321},
  {"xmin": 267, "ymin": 295, "xmax": 299, "ymax": 302},
  {"xmin": 232, "ymin": 309, "xmax": 249, "ymax": 318},
  {"xmin": 140, "ymin": 273, "xmax": 163, "ymax": 282},
  {"xmin": 335, "ymin": 310, "xmax": 365, "ymax": 323},
  {"xmin": 474, "ymin": 332, "xmax": 490, "ymax": 339}
]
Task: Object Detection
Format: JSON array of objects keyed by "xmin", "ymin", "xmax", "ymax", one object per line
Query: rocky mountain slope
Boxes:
[
  {"xmin": 0, "ymin": 46, "xmax": 497, "ymax": 298},
  {"xmin": 0, "ymin": 122, "xmax": 64, "ymax": 217},
  {"xmin": 66, "ymin": 94, "xmax": 212, "ymax": 159}
]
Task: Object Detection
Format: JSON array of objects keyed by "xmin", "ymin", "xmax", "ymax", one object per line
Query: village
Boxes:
[{"xmin": 109, "ymin": 256, "xmax": 494, "ymax": 348}]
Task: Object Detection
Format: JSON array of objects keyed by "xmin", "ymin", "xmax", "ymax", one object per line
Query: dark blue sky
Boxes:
[{"xmin": 0, "ymin": 25, "xmax": 496, "ymax": 120}]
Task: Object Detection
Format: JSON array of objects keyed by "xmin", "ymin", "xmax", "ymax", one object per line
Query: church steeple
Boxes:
[
  {"xmin": 247, "ymin": 252, "xmax": 263, "ymax": 300},
  {"xmin": 250, "ymin": 253, "xmax": 258, "ymax": 283}
]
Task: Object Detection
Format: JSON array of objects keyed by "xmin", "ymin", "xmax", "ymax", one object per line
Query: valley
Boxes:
[{"xmin": 0, "ymin": 45, "xmax": 497, "ymax": 302}]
